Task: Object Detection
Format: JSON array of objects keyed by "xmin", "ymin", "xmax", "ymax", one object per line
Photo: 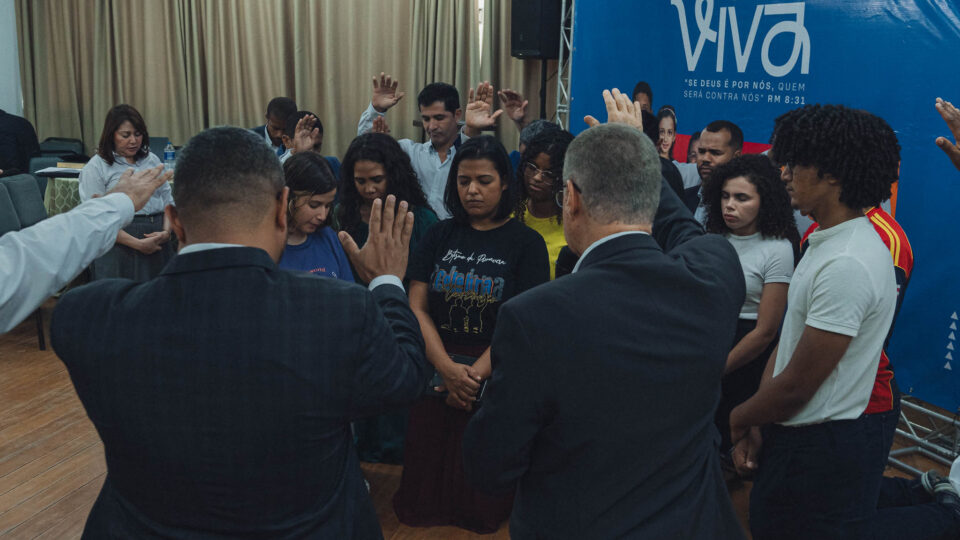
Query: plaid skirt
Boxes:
[{"xmin": 90, "ymin": 213, "xmax": 176, "ymax": 282}]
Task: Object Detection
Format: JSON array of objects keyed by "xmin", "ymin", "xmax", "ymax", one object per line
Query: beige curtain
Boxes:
[{"xmin": 16, "ymin": 0, "xmax": 555, "ymax": 159}]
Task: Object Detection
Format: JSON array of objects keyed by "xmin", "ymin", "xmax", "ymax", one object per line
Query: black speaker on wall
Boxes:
[{"xmin": 511, "ymin": 0, "xmax": 561, "ymax": 59}]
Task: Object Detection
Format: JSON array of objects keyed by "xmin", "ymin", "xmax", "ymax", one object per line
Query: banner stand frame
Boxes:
[{"xmin": 889, "ymin": 397, "xmax": 959, "ymax": 476}]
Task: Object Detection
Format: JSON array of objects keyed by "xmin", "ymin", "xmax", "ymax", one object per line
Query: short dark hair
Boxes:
[
  {"xmin": 337, "ymin": 133, "xmax": 430, "ymax": 235},
  {"xmin": 704, "ymin": 120, "xmax": 744, "ymax": 152},
  {"xmin": 770, "ymin": 104, "xmax": 900, "ymax": 209},
  {"xmin": 417, "ymin": 83, "xmax": 460, "ymax": 114},
  {"xmin": 632, "ymin": 81, "xmax": 653, "ymax": 103},
  {"xmin": 703, "ymin": 154, "xmax": 798, "ymax": 243},
  {"xmin": 173, "ymin": 127, "xmax": 284, "ymax": 226},
  {"xmin": 689, "ymin": 130, "xmax": 701, "ymax": 143},
  {"xmin": 516, "ymin": 129, "xmax": 575, "ymax": 223},
  {"xmin": 97, "ymin": 104, "xmax": 150, "ymax": 165},
  {"xmin": 266, "ymin": 97, "xmax": 297, "ymax": 121},
  {"xmin": 444, "ymin": 135, "xmax": 517, "ymax": 224},
  {"xmin": 283, "ymin": 110, "xmax": 323, "ymax": 139}
]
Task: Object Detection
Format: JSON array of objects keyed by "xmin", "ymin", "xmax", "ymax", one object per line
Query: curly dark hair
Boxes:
[
  {"xmin": 703, "ymin": 154, "xmax": 798, "ymax": 244},
  {"xmin": 770, "ymin": 104, "xmax": 900, "ymax": 209},
  {"xmin": 444, "ymin": 135, "xmax": 517, "ymax": 225},
  {"xmin": 515, "ymin": 129, "xmax": 575, "ymax": 224},
  {"xmin": 336, "ymin": 133, "xmax": 429, "ymax": 235}
]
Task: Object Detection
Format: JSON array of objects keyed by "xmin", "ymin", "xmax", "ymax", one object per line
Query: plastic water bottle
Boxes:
[{"xmin": 163, "ymin": 142, "xmax": 176, "ymax": 171}]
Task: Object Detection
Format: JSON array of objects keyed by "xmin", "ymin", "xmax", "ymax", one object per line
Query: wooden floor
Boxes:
[{"xmin": 0, "ymin": 303, "xmax": 947, "ymax": 539}]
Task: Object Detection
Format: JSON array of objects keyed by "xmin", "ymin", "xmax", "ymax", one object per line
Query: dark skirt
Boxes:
[
  {"xmin": 393, "ymin": 343, "xmax": 513, "ymax": 534},
  {"xmin": 715, "ymin": 318, "xmax": 778, "ymax": 452},
  {"xmin": 91, "ymin": 213, "xmax": 175, "ymax": 282}
]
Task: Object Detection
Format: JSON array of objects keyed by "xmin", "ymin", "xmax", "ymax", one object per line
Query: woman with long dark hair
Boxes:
[
  {"xmin": 79, "ymin": 104, "xmax": 174, "ymax": 280},
  {"xmin": 336, "ymin": 133, "xmax": 438, "ymax": 464},
  {"xmin": 393, "ymin": 136, "xmax": 549, "ymax": 533},
  {"xmin": 335, "ymin": 132, "xmax": 437, "ymax": 267},
  {"xmin": 702, "ymin": 154, "xmax": 798, "ymax": 458}
]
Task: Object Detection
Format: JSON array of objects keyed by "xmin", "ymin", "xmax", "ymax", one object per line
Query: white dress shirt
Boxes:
[{"xmin": 0, "ymin": 193, "xmax": 135, "ymax": 333}]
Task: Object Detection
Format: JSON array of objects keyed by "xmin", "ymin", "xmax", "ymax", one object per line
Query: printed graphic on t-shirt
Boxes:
[{"xmin": 430, "ymin": 249, "xmax": 507, "ymax": 334}]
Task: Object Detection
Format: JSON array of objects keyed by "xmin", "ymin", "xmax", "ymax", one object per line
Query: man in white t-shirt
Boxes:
[{"xmin": 728, "ymin": 104, "xmax": 903, "ymax": 539}]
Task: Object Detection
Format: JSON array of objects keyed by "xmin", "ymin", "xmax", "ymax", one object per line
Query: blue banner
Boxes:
[{"xmin": 570, "ymin": 0, "xmax": 960, "ymax": 411}]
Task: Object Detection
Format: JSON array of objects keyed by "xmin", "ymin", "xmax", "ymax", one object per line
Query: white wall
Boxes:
[{"xmin": 0, "ymin": 0, "xmax": 22, "ymax": 115}]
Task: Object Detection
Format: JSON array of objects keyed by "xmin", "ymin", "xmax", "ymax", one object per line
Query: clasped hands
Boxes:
[{"xmin": 435, "ymin": 360, "xmax": 482, "ymax": 412}]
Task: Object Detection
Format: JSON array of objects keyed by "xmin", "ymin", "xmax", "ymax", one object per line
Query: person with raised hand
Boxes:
[
  {"xmin": 52, "ymin": 126, "xmax": 426, "ymax": 539},
  {"xmin": 358, "ymin": 72, "xmax": 467, "ymax": 220},
  {"xmin": 0, "ymin": 165, "xmax": 170, "ymax": 333},
  {"xmin": 463, "ymin": 88, "xmax": 744, "ymax": 539}
]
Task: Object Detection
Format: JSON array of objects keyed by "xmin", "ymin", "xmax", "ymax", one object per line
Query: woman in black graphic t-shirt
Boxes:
[{"xmin": 394, "ymin": 136, "xmax": 549, "ymax": 533}]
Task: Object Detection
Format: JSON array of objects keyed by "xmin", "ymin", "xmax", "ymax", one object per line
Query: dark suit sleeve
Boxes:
[
  {"xmin": 349, "ymin": 283, "xmax": 429, "ymax": 418},
  {"xmin": 651, "ymin": 177, "xmax": 704, "ymax": 253},
  {"xmin": 463, "ymin": 303, "xmax": 546, "ymax": 494}
]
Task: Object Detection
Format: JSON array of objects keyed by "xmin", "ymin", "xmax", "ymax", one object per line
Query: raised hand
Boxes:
[
  {"xmin": 108, "ymin": 165, "xmax": 172, "ymax": 212},
  {"xmin": 464, "ymin": 81, "xmax": 503, "ymax": 137},
  {"xmin": 338, "ymin": 195, "xmax": 414, "ymax": 283},
  {"xmin": 583, "ymin": 88, "xmax": 644, "ymax": 131},
  {"xmin": 371, "ymin": 115, "xmax": 391, "ymax": 135},
  {"xmin": 936, "ymin": 97, "xmax": 960, "ymax": 171},
  {"xmin": 292, "ymin": 114, "xmax": 321, "ymax": 154},
  {"xmin": 371, "ymin": 72, "xmax": 406, "ymax": 113},
  {"xmin": 498, "ymin": 88, "xmax": 529, "ymax": 127}
]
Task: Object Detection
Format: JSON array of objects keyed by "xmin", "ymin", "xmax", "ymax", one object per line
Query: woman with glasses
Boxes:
[
  {"xmin": 701, "ymin": 154, "xmax": 798, "ymax": 461},
  {"xmin": 393, "ymin": 136, "xmax": 549, "ymax": 533},
  {"xmin": 515, "ymin": 129, "xmax": 575, "ymax": 279}
]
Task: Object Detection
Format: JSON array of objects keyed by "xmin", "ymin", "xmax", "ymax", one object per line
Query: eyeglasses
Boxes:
[
  {"xmin": 555, "ymin": 180, "xmax": 583, "ymax": 208},
  {"xmin": 522, "ymin": 162, "xmax": 560, "ymax": 183}
]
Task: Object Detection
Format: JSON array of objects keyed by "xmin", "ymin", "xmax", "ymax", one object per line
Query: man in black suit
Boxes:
[
  {"xmin": 51, "ymin": 126, "xmax": 428, "ymax": 538},
  {"xmin": 463, "ymin": 90, "xmax": 746, "ymax": 539}
]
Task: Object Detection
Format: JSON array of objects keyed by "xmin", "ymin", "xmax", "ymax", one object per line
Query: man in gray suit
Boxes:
[
  {"xmin": 52, "ymin": 126, "xmax": 428, "ymax": 539},
  {"xmin": 463, "ymin": 91, "xmax": 746, "ymax": 539}
]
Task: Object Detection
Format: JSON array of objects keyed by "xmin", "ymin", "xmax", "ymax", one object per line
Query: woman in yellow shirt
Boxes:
[{"xmin": 515, "ymin": 129, "xmax": 574, "ymax": 279}]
